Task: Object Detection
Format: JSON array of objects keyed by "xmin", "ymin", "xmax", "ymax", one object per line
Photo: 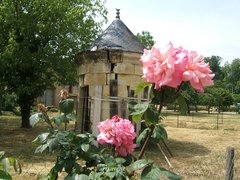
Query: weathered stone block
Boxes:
[
  {"xmin": 122, "ymin": 52, "xmax": 142, "ymax": 64},
  {"xmin": 78, "ymin": 64, "xmax": 89, "ymax": 75},
  {"xmin": 102, "ymin": 85, "xmax": 110, "ymax": 97},
  {"xmin": 114, "ymin": 63, "xmax": 135, "ymax": 74},
  {"xmin": 109, "ymin": 50, "xmax": 123, "ymax": 63},
  {"xmin": 88, "ymin": 62, "xmax": 111, "ymax": 73},
  {"xmin": 101, "ymin": 100, "xmax": 110, "ymax": 120},
  {"xmin": 118, "ymin": 74, "xmax": 142, "ymax": 87},
  {"xmin": 134, "ymin": 64, "xmax": 143, "ymax": 75},
  {"xmin": 84, "ymin": 73, "xmax": 107, "ymax": 85},
  {"xmin": 106, "ymin": 73, "xmax": 116, "ymax": 84},
  {"xmin": 76, "ymin": 50, "xmax": 108, "ymax": 65},
  {"xmin": 88, "ymin": 85, "xmax": 95, "ymax": 97},
  {"xmin": 79, "ymin": 75, "xmax": 85, "ymax": 87},
  {"xmin": 118, "ymin": 85, "xmax": 128, "ymax": 97}
]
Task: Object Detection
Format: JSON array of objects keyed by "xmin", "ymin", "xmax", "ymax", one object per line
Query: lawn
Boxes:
[{"xmin": 0, "ymin": 111, "xmax": 240, "ymax": 179}]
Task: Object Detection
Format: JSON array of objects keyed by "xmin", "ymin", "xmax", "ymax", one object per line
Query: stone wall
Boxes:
[{"xmin": 75, "ymin": 49, "xmax": 143, "ymax": 134}]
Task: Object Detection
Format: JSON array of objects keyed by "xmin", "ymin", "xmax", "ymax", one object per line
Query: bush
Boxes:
[{"xmin": 2, "ymin": 93, "xmax": 18, "ymax": 112}]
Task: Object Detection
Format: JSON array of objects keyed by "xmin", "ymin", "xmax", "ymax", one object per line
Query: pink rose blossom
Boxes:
[
  {"xmin": 140, "ymin": 42, "xmax": 188, "ymax": 89},
  {"xmin": 183, "ymin": 51, "xmax": 215, "ymax": 92},
  {"xmin": 140, "ymin": 42, "xmax": 214, "ymax": 92},
  {"xmin": 97, "ymin": 115, "xmax": 136, "ymax": 157},
  {"xmin": 97, "ymin": 118, "xmax": 116, "ymax": 145}
]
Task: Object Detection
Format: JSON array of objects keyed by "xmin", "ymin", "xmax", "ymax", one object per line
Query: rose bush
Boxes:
[
  {"xmin": 31, "ymin": 90, "xmax": 181, "ymax": 179},
  {"xmin": 30, "ymin": 42, "xmax": 214, "ymax": 179},
  {"xmin": 128, "ymin": 42, "xmax": 214, "ymax": 160}
]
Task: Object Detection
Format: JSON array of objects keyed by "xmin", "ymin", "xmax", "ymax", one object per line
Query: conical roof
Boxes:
[{"xmin": 89, "ymin": 10, "xmax": 145, "ymax": 53}]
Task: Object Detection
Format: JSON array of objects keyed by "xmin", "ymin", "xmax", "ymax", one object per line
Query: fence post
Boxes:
[
  {"xmin": 177, "ymin": 113, "xmax": 179, "ymax": 128},
  {"xmin": 225, "ymin": 146, "xmax": 234, "ymax": 180}
]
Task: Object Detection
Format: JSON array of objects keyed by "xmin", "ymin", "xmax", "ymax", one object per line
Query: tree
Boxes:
[
  {"xmin": 198, "ymin": 92, "xmax": 215, "ymax": 113},
  {"xmin": 136, "ymin": 31, "xmax": 155, "ymax": 49},
  {"xmin": 223, "ymin": 58, "xmax": 240, "ymax": 93},
  {"xmin": 204, "ymin": 55, "xmax": 223, "ymax": 81},
  {"xmin": 181, "ymin": 82, "xmax": 199, "ymax": 113},
  {"xmin": 0, "ymin": 0, "xmax": 107, "ymax": 128},
  {"xmin": 207, "ymin": 87, "xmax": 233, "ymax": 112}
]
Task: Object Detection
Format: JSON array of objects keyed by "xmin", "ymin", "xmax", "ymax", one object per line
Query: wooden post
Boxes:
[
  {"xmin": 110, "ymin": 79, "xmax": 118, "ymax": 117},
  {"xmin": 225, "ymin": 146, "xmax": 234, "ymax": 180},
  {"xmin": 75, "ymin": 86, "xmax": 85, "ymax": 132},
  {"xmin": 157, "ymin": 143, "xmax": 172, "ymax": 168},
  {"xmin": 92, "ymin": 85, "xmax": 102, "ymax": 136}
]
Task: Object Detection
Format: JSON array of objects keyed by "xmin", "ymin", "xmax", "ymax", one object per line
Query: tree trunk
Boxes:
[
  {"xmin": 0, "ymin": 87, "xmax": 3, "ymax": 115},
  {"xmin": 207, "ymin": 106, "xmax": 211, "ymax": 114},
  {"xmin": 195, "ymin": 105, "xmax": 198, "ymax": 112},
  {"xmin": 19, "ymin": 94, "xmax": 34, "ymax": 128},
  {"xmin": 186, "ymin": 102, "xmax": 190, "ymax": 115},
  {"xmin": 0, "ymin": 94, "xmax": 2, "ymax": 115}
]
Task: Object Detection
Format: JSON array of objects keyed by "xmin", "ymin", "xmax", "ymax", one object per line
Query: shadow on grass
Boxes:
[
  {"xmin": 142, "ymin": 139, "xmax": 210, "ymax": 159},
  {"xmin": 165, "ymin": 139, "xmax": 210, "ymax": 157}
]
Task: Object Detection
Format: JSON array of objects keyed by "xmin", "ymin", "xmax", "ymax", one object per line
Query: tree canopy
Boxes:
[
  {"xmin": 136, "ymin": 31, "xmax": 155, "ymax": 49},
  {"xmin": 0, "ymin": 0, "xmax": 107, "ymax": 127},
  {"xmin": 204, "ymin": 55, "xmax": 223, "ymax": 81},
  {"xmin": 223, "ymin": 58, "xmax": 240, "ymax": 93}
]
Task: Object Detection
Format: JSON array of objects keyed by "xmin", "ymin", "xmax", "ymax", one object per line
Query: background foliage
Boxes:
[{"xmin": 0, "ymin": 0, "xmax": 107, "ymax": 127}]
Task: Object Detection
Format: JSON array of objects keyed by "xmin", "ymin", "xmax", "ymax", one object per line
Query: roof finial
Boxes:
[{"xmin": 116, "ymin": 8, "xmax": 120, "ymax": 19}]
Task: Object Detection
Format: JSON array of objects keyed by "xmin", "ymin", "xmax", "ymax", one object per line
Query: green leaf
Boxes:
[
  {"xmin": 122, "ymin": 155, "xmax": 134, "ymax": 167},
  {"xmin": 66, "ymin": 113, "xmax": 76, "ymax": 121},
  {"xmin": 128, "ymin": 101, "xmax": 149, "ymax": 115},
  {"xmin": 103, "ymin": 156, "xmax": 116, "ymax": 166},
  {"xmin": 141, "ymin": 166, "xmax": 161, "ymax": 180},
  {"xmin": 131, "ymin": 159, "xmax": 153, "ymax": 171},
  {"xmin": 136, "ymin": 128, "xmax": 149, "ymax": 145},
  {"xmin": 115, "ymin": 157, "xmax": 126, "ymax": 165},
  {"xmin": 0, "ymin": 151, "xmax": 5, "ymax": 159},
  {"xmin": 1, "ymin": 158, "xmax": 10, "ymax": 172},
  {"xmin": 65, "ymin": 173, "xmax": 89, "ymax": 180},
  {"xmin": 159, "ymin": 167, "xmax": 182, "ymax": 180},
  {"xmin": 6, "ymin": 157, "xmax": 14, "ymax": 166},
  {"xmin": 32, "ymin": 133, "xmax": 50, "ymax": 144},
  {"xmin": 34, "ymin": 144, "xmax": 49, "ymax": 153},
  {"xmin": 53, "ymin": 114, "xmax": 67, "ymax": 126},
  {"xmin": 128, "ymin": 101, "xmax": 149, "ymax": 122},
  {"xmin": 152, "ymin": 125, "xmax": 168, "ymax": 141},
  {"xmin": 81, "ymin": 144, "xmax": 90, "ymax": 152},
  {"xmin": 59, "ymin": 99, "xmax": 74, "ymax": 114},
  {"xmin": 132, "ymin": 114, "xmax": 143, "ymax": 122},
  {"xmin": 0, "ymin": 170, "xmax": 11, "ymax": 180},
  {"xmin": 177, "ymin": 94, "xmax": 188, "ymax": 115},
  {"xmin": 135, "ymin": 82, "xmax": 152, "ymax": 96},
  {"xmin": 29, "ymin": 113, "xmax": 42, "ymax": 127},
  {"xmin": 89, "ymin": 171, "xmax": 104, "ymax": 180},
  {"xmin": 47, "ymin": 138, "xmax": 59, "ymax": 152},
  {"xmin": 151, "ymin": 86, "xmax": 178, "ymax": 105},
  {"xmin": 106, "ymin": 171, "xmax": 116, "ymax": 179},
  {"xmin": 143, "ymin": 105, "xmax": 160, "ymax": 124}
]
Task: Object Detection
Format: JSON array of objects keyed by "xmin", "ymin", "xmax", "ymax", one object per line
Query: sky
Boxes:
[{"xmin": 104, "ymin": 0, "xmax": 240, "ymax": 65}]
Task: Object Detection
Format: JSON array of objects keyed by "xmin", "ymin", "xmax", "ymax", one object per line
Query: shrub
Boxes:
[{"xmin": 2, "ymin": 93, "xmax": 18, "ymax": 112}]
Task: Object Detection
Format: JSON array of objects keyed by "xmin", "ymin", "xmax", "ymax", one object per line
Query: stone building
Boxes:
[{"xmin": 75, "ymin": 10, "xmax": 146, "ymax": 134}]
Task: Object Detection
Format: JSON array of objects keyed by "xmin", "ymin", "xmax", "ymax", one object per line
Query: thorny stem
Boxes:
[
  {"xmin": 64, "ymin": 122, "xmax": 67, "ymax": 131},
  {"xmin": 137, "ymin": 124, "xmax": 155, "ymax": 160}
]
